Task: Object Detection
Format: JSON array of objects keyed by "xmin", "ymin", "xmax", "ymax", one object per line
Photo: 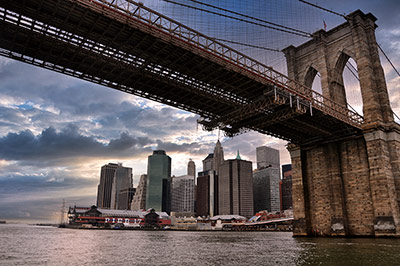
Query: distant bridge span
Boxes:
[
  {"xmin": 1, "ymin": 0, "xmax": 400, "ymax": 237},
  {"xmin": 0, "ymin": 0, "xmax": 363, "ymax": 145}
]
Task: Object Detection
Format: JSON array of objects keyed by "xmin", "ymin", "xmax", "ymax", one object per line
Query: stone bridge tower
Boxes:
[{"xmin": 282, "ymin": 10, "xmax": 400, "ymax": 237}]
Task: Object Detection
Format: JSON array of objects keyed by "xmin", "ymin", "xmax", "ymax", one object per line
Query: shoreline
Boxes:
[{"xmin": 59, "ymin": 224, "xmax": 292, "ymax": 232}]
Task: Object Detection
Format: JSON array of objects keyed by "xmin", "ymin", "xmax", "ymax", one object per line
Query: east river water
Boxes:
[{"xmin": 1, "ymin": 224, "xmax": 400, "ymax": 265}]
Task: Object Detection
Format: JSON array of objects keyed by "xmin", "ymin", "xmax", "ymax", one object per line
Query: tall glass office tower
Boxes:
[{"xmin": 146, "ymin": 150, "xmax": 171, "ymax": 213}]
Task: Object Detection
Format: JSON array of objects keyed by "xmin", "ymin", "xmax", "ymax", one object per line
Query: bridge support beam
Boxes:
[
  {"xmin": 288, "ymin": 145, "xmax": 308, "ymax": 236},
  {"xmin": 289, "ymin": 131, "xmax": 400, "ymax": 237},
  {"xmin": 364, "ymin": 129, "xmax": 400, "ymax": 236},
  {"xmin": 388, "ymin": 133, "xmax": 400, "ymax": 210}
]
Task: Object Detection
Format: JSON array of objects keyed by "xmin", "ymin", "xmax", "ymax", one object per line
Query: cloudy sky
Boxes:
[{"xmin": 0, "ymin": 0, "xmax": 399, "ymax": 223}]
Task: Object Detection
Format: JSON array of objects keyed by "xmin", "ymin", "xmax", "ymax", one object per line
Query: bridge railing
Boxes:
[{"xmin": 81, "ymin": 0, "xmax": 364, "ymax": 128}]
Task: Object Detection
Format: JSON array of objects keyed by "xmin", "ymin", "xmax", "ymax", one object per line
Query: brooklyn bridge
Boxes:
[{"xmin": 0, "ymin": 0, "xmax": 399, "ymax": 237}]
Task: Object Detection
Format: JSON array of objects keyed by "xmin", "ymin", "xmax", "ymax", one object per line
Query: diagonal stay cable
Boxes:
[
  {"xmin": 213, "ymin": 38, "xmax": 282, "ymax": 52},
  {"xmin": 378, "ymin": 43, "xmax": 400, "ymax": 77},
  {"xmin": 345, "ymin": 63, "xmax": 359, "ymax": 81},
  {"xmin": 347, "ymin": 60, "xmax": 358, "ymax": 73}
]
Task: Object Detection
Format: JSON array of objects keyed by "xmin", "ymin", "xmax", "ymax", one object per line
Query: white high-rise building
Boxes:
[
  {"xmin": 131, "ymin": 174, "xmax": 147, "ymax": 210},
  {"xmin": 256, "ymin": 146, "xmax": 280, "ymax": 169},
  {"xmin": 110, "ymin": 164, "xmax": 133, "ymax": 210},
  {"xmin": 171, "ymin": 175, "xmax": 195, "ymax": 214}
]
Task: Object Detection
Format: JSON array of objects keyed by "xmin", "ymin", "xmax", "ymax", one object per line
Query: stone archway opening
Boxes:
[
  {"xmin": 342, "ymin": 57, "xmax": 363, "ymax": 116},
  {"xmin": 304, "ymin": 66, "xmax": 322, "ymax": 95},
  {"xmin": 335, "ymin": 53, "xmax": 363, "ymax": 116}
]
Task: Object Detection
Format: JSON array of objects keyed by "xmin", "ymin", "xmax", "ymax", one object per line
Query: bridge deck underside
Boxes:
[{"xmin": 0, "ymin": 0, "xmax": 362, "ymax": 144}]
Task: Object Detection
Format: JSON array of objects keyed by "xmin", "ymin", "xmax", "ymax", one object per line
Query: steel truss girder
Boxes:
[
  {"xmin": 81, "ymin": 0, "xmax": 363, "ymax": 128},
  {"xmin": 0, "ymin": 0, "xmax": 367, "ymax": 144},
  {"xmin": 11, "ymin": 0, "xmax": 361, "ymax": 128},
  {"xmin": 222, "ymin": 105, "xmax": 307, "ymax": 137},
  {"xmin": 198, "ymin": 94, "xmax": 287, "ymax": 130},
  {"xmin": 0, "ymin": 0, "xmax": 251, "ymax": 107},
  {"xmin": 0, "ymin": 17, "xmax": 225, "ymax": 118},
  {"xmin": 0, "ymin": 10, "xmax": 244, "ymax": 109}
]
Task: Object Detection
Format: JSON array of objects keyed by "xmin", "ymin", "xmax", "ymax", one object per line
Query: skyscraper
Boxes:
[
  {"xmin": 171, "ymin": 175, "xmax": 195, "ymax": 214},
  {"xmin": 196, "ymin": 170, "xmax": 218, "ymax": 217},
  {"xmin": 146, "ymin": 150, "xmax": 171, "ymax": 213},
  {"xmin": 97, "ymin": 163, "xmax": 119, "ymax": 209},
  {"xmin": 188, "ymin": 159, "xmax": 196, "ymax": 177},
  {"xmin": 118, "ymin": 187, "xmax": 136, "ymax": 210},
  {"xmin": 256, "ymin": 146, "xmax": 280, "ymax": 169},
  {"xmin": 253, "ymin": 146, "xmax": 281, "ymax": 213},
  {"xmin": 218, "ymin": 153, "xmax": 254, "ymax": 218},
  {"xmin": 203, "ymin": 153, "xmax": 214, "ymax": 172},
  {"xmin": 281, "ymin": 164, "xmax": 293, "ymax": 211},
  {"xmin": 131, "ymin": 174, "xmax": 147, "ymax": 210},
  {"xmin": 97, "ymin": 163, "xmax": 133, "ymax": 210},
  {"xmin": 253, "ymin": 167, "xmax": 281, "ymax": 213},
  {"xmin": 110, "ymin": 165, "xmax": 133, "ymax": 210},
  {"xmin": 196, "ymin": 141, "xmax": 224, "ymax": 217},
  {"xmin": 213, "ymin": 140, "xmax": 224, "ymax": 174}
]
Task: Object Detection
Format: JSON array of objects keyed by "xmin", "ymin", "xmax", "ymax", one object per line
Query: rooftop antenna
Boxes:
[{"xmin": 236, "ymin": 150, "xmax": 241, "ymax": 160}]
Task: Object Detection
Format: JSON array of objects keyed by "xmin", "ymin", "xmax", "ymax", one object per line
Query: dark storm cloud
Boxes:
[
  {"xmin": 0, "ymin": 125, "xmax": 153, "ymax": 162},
  {"xmin": 155, "ymin": 139, "xmax": 212, "ymax": 155},
  {"xmin": 0, "ymin": 59, "xmax": 200, "ymax": 142},
  {"xmin": 108, "ymin": 132, "xmax": 150, "ymax": 151},
  {"xmin": 0, "ymin": 124, "xmax": 213, "ymax": 164}
]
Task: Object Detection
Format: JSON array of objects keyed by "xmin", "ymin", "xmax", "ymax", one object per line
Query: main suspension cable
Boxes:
[
  {"xmin": 298, "ymin": 0, "xmax": 347, "ymax": 18},
  {"xmin": 188, "ymin": 0, "xmax": 312, "ymax": 37},
  {"xmin": 162, "ymin": 0, "xmax": 312, "ymax": 38}
]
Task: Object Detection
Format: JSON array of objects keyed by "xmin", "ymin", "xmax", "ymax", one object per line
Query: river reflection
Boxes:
[
  {"xmin": 1, "ymin": 224, "xmax": 400, "ymax": 265},
  {"xmin": 295, "ymin": 237, "xmax": 400, "ymax": 265}
]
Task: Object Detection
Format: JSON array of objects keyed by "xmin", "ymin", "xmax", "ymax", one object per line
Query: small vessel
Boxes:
[{"xmin": 58, "ymin": 199, "xmax": 66, "ymax": 228}]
